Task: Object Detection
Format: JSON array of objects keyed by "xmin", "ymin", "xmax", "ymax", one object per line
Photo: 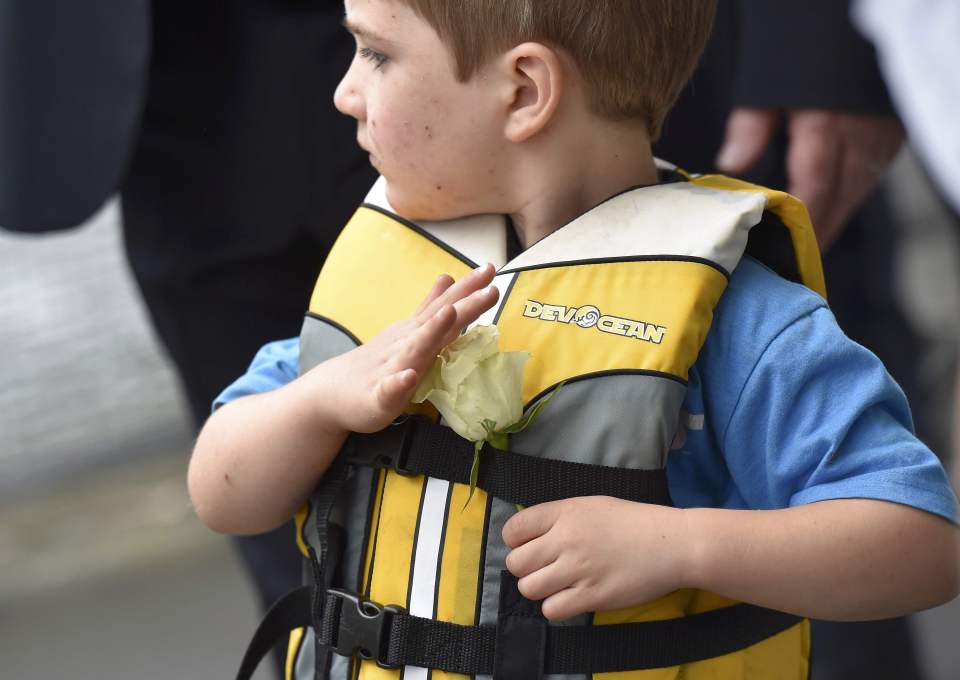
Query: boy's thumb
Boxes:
[{"xmin": 716, "ymin": 107, "xmax": 779, "ymax": 175}]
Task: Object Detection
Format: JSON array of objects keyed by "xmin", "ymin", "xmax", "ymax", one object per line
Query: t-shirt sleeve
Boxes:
[
  {"xmin": 212, "ymin": 337, "xmax": 301, "ymax": 412},
  {"xmin": 717, "ymin": 304, "xmax": 957, "ymax": 523}
]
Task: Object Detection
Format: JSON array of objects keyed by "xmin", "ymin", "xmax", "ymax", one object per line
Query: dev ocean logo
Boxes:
[{"xmin": 522, "ymin": 300, "xmax": 667, "ymax": 344}]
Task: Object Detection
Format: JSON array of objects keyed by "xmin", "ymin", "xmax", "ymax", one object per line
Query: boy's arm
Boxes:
[
  {"xmin": 506, "ymin": 270, "xmax": 959, "ymax": 621},
  {"xmin": 188, "ymin": 265, "xmax": 498, "ymax": 535},
  {"xmin": 686, "ymin": 498, "xmax": 958, "ymax": 619},
  {"xmin": 503, "ymin": 496, "xmax": 959, "ymax": 622}
]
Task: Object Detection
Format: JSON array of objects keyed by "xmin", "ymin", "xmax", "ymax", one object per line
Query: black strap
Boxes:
[
  {"xmin": 309, "ymin": 458, "xmax": 350, "ymax": 594},
  {"xmin": 344, "ymin": 417, "xmax": 673, "ymax": 507},
  {"xmin": 314, "ymin": 589, "xmax": 804, "ymax": 675},
  {"xmin": 308, "ymin": 458, "xmax": 351, "ymax": 680},
  {"xmin": 235, "ymin": 586, "xmax": 314, "ymax": 680},
  {"xmin": 493, "ymin": 573, "xmax": 546, "ymax": 680},
  {"xmin": 235, "ymin": 460, "xmax": 352, "ymax": 680}
]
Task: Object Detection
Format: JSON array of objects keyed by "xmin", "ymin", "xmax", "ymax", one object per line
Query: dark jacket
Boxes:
[
  {"xmin": 0, "ymin": 0, "xmax": 373, "ymax": 282},
  {"xmin": 656, "ymin": 0, "xmax": 892, "ymax": 175}
]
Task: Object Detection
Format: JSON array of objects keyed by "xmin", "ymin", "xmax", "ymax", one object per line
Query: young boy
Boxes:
[{"xmin": 189, "ymin": 1, "xmax": 959, "ymax": 678}]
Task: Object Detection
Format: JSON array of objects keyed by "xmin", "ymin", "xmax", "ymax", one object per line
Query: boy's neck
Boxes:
[{"xmin": 506, "ymin": 118, "xmax": 659, "ymax": 249}]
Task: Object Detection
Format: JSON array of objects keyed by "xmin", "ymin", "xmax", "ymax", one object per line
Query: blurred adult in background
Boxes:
[
  {"xmin": 1, "ymin": 1, "xmax": 374, "ymax": 676},
  {"xmin": 852, "ymin": 0, "xmax": 960, "ymax": 497},
  {"xmin": 656, "ymin": 2, "xmax": 936, "ymax": 679},
  {"xmin": 853, "ymin": 0, "xmax": 960, "ymax": 214},
  {"xmin": 0, "ymin": 1, "xmax": 935, "ymax": 678}
]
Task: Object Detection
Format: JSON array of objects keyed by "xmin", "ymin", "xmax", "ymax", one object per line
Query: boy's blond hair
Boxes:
[{"xmin": 399, "ymin": 0, "xmax": 717, "ymax": 139}]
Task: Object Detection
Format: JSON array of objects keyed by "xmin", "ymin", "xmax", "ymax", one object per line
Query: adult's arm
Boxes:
[
  {"xmin": 0, "ymin": 1, "xmax": 149, "ymax": 232},
  {"xmin": 731, "ymin": 0, "xmax": 891, "ymax": 114}
]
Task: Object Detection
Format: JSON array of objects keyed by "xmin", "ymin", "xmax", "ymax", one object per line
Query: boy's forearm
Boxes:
[
  {"xmin": 683, "ymin": 499, "xmax": 959, "ymax": 620},
  {"xmin": 188, "ymin": 373, "xmax": 346, "ymax": 535}
]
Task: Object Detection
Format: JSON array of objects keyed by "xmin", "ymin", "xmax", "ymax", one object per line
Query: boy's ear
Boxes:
[{"xmin": 500, "ymin": 43, "xmax": 564, "ymax": 143}]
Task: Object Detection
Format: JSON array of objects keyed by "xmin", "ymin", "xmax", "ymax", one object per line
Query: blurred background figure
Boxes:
[
  {"xmin": 655, "ymin": 3, "xmax": 956, "ymax": 678},
  {"xmin": 0, "ymin": 1, "xmax": 957, "ymax": 679},
  {"xmin": 853, "ymin": 0, "xmax": 960, "ymax": 213},
  {"xmin": 1, "ymin": 1, "xmax": 373, "ymax": 677},
  {"xmin": 852, "ymin": 0, "xmax": 960, "ymax": 495}
]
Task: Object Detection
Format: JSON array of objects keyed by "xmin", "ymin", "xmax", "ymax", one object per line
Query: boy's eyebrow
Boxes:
[{"xmin": 341, "ymin": 17, "xmax": 395, "ymax": 46}]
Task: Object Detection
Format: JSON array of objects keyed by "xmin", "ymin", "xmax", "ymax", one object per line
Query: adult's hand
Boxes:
[{"xmin": 716, "ymin": 108, "xmax": 904, "ymax": 251}]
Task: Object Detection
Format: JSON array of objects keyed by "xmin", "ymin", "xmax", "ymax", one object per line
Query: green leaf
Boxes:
[
  {"xmin": 487, "ymin": 431, "xmax": 508, "ymax": 451},
  {"xmin": 463, "ymin": 440, "xmax": 483, "ymax": 511},
  {"xmin": 501, "ymin": 381, "xmax": 566, "ymax": 435},
  {"xmin": 463, "ymin": 383, "xmax": 566, "ymax": 511}
]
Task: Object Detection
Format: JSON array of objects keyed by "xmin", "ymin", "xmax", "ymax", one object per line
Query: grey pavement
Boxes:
[
  {"xmin": 0, "ymin": 199, "xmax": 193, "ymax": 502},
  {"xmin": 0, "ymin": 198, "xmax": 269, "ymax": 678},
  {"xmin": 0, "ymin": 454, "xmax": 273, "ymax": 680}
]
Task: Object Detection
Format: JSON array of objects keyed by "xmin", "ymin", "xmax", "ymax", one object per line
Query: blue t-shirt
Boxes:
[{"xmin": 216, "ymin": 258, "xmax": 958, "ymax": 523}]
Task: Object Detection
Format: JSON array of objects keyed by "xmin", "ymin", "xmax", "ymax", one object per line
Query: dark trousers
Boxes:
[{"xmin": 129, "ymin": 233, "xmax": 336, "ymax": 679}]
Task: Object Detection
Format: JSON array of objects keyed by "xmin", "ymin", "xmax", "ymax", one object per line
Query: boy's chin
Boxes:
[{"xmin": 386, "ymin": 186, "xmax": 474, "ymax": 223}]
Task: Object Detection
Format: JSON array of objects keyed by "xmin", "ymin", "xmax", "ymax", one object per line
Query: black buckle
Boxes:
[
  {"xmin": 328, "ymin": 589, "xmax": 405, "ymax": 669},
  {"xmin": 344, "ymin": 417, "xmax": 418, "ymax": 476}
]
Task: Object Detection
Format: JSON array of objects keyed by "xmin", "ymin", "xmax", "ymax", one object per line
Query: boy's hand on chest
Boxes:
[
  {"xmin": 313, "ymin": 265, "xmax": 498, "ymax": 434},
  {"xmin": 502, "ymin": 496, "xmax": 690, "ymax": 621}
]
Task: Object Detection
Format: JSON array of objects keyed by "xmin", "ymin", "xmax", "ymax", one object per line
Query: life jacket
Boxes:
[{"xmin": 237, "ymin": 166, "xmax": 827, "ymax": 680}]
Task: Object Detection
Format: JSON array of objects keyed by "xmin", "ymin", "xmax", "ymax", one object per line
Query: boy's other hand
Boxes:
[
  {"xmin": 311, "ymin": 263, "xmax": 499, "ymax": 435},
  {"xmin": 502, "ymin": 496, "xmax": 688, "ymax": 621},
  {"xmin": 716, "ymin": 107, "xmax": 903, "ymax": 252}
]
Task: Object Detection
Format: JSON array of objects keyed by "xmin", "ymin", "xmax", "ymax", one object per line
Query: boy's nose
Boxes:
[{"xmin": 334, "ymin": 67, "xmax": 365, "ymax": 122}]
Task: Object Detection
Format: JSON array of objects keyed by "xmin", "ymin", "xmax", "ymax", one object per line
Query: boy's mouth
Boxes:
[
  {"xmin": 357, "ymin": 139, "xmax": 377, "ymax": 166},
  {"xmin": 355, "ymin": 135, "xmax": 381, "ymax": 169}
]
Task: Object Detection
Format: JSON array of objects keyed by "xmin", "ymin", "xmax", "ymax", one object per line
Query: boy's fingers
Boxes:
[
  {"xmin": 409, "ymin": 304, "xmax": 457, "ymax": 360},
  {"xmin": 502, "ymin": 503, "xmax": 558, "ymax": 548},
  {"xmin": 414, "ymin": 275, "xmax": 455, "ymax": 316},
  {"xmin": 374, "ymin": 369, "xmax": 418, "ymax": 415},
  {"xmin": 445, "ymin": 286, "xmax": 499, "ymax": 340},
  {"xmin": 399, "ymin": 286, "xmax": 498, "ymax": 386},
  {"xmin": 409, "ymin": 286, "xmax": 497, "ymax": 366},
  {"xmin": 419, "ymin": 263, "xmax": 495, "ymax": 321},
  {"xmin": 517, "ymin": 560, "xmax": 572, "ymax": 602},
  {"xmin": 541, "ymin": 586, "xmax": 587, "ymax": 622},
  {"xmin": 505, "ymin": 538, "xmax": 559, "ymax": 578}
]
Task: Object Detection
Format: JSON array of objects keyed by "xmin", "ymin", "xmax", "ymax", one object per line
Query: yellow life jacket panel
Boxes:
[{"xmin": 240, "ymin": 166, "xmax": 824, "ymax": 680}]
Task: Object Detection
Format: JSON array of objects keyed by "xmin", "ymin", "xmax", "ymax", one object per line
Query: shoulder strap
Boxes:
[
  {"xmin": 686, "ymin": 174, "xmax": 828, "ymax": 298},
  {"xmin": 235, "ymin": 586, "xmax": 314, "ymax": 680}
]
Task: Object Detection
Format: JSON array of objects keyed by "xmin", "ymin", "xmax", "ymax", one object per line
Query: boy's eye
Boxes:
[{"xmin": 358, "ymin": 47, "xmax": 389, "ymax": 70}]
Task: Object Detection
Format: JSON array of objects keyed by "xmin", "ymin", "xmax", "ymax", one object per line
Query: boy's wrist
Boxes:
[
  {"xmin": 292, "ymin": 364, "xmax": 350, "ymax": 447},
  {"xmin": 621, "ymin": 501, "xmax": 703, "ymax": 597},
  {"xmin": 678, "ymin": 507, "xmax": 712, "ymax": 593}
]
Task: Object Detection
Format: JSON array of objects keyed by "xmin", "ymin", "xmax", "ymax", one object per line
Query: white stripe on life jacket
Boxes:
[
  {"xmin": 475, "ymin": 271, "xmax": 519, "ymax": 328},
  {"xmin": 405, "ymin": 476, "xmax": 450, "ymax": 677}
]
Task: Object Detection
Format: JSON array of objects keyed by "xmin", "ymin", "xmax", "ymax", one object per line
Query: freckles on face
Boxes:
[
  {"xmin": 374, "ymin": 86, "xmax": 445, "ymax": 152},
  {"xmin": 343, "ymin": 0, "xmax": 505, "ymax": 219},
  {"xmin": 389, "ymin": 106, "xmax": 504, "ymax": 218}
]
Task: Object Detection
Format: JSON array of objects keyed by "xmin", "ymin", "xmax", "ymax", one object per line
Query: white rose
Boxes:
[{"xmin": 413, "ymin": 325, "xmax": 530, "ymax": 443}]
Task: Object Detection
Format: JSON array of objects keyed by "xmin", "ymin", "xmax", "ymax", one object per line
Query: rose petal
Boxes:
[
  {"xmin": 440, "ymin": 325, "xmax": 500, "ymax": 389},
  {"xmin": 412, "ymin": 324, "xmax": 531, "ymax": 443}
]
